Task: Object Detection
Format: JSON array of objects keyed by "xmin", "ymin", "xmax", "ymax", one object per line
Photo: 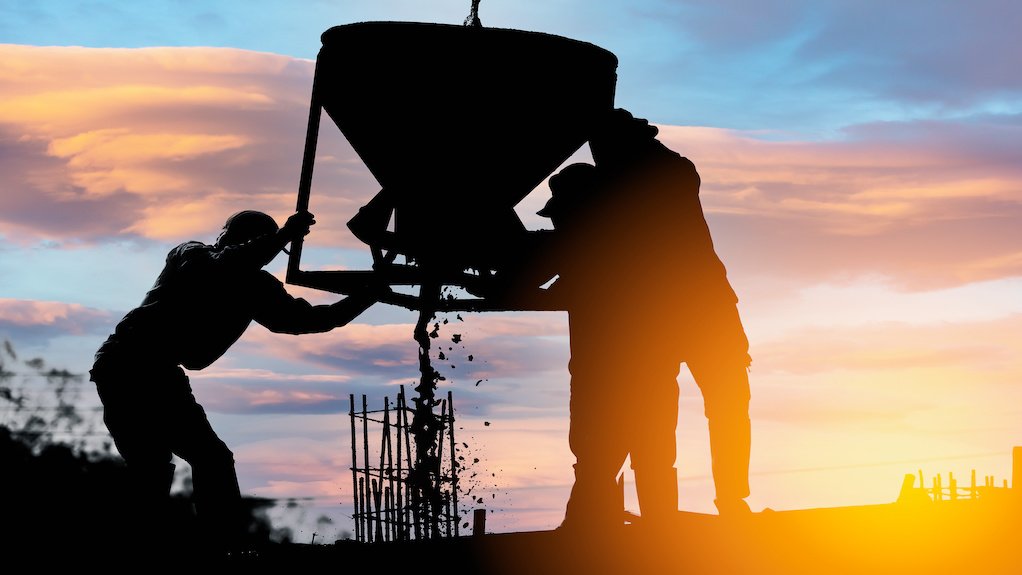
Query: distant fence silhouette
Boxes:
[{"xmin": 898, "ymin": 446, "xmax": 1020, "ymax": 504}]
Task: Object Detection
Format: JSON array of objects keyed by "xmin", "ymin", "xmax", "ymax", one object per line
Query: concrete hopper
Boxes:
[{"xmin": 288, "ymin": 21, "xmax": 618, "ymax": 310}]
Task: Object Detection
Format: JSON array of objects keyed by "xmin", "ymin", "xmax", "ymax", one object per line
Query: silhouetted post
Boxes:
[
  {"xmin": 949, "ymin": 472, "xmax": 957, "ymax": 501},
  {"xmin": 1013, "ymin": 446, "xmax": 1021, "ymax": 494},
  {"xmin": 934, "ymin": 474, "xmax": 942, "ymax": 502},
  {"xmin": 473, "ymin": 508, "xmax": 486, "ymax": 537},
  {"xmin": 970, "ymin": 469, "xmax": 977, "ymax": 500},
  {"xmin": 898, "ymin": 474, "xmax": 916, "ymax": 503}
]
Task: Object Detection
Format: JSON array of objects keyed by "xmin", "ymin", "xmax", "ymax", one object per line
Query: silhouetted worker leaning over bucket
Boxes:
[
  {"xmin": 491, "ymin": 108, "xmax": 754, "ymax": 534},
  {"xmin": 89, "ymin": 209, "xmax": 387, "ymax": 558}
]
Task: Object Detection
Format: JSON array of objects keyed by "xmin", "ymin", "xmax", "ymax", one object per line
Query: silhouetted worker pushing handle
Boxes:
[
  {"xmin": 482, "ymin": 108, "xmax": 754, "ymax": 532},
  {"xmin": 89, "ymin": 208, "xmax": 390, "ymax": 558}
]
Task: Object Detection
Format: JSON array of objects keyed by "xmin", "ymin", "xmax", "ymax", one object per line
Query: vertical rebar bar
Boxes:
[
  {"xmin": 439, "ymin": 397, "xmax": 448, "ymax": 536},
  {"xmin": 373, "ymin": 478, "xmax": 384, "ymax": 541},
  {"xmin": 401, "ymin": 391, "xmax": 421, "ymax": 540},
  {"xmin": 448, "ymin": 389, "xmax": 459, "ymax": 537},
  {"xmin": 396, "ymin": 387, "xmax": 406, "ymax": 540},
  {"xmin": 358, "ymin": 476, "xmax": 366, "ymax": 542},
  {"xmin": 385, "ymin": 485, "xmax": 393, "ymax": 542},
  {"xmin": 380, "ymin": 398, "xmax": 389, "ymax": 529},
  {"xmin": 362, "ymin": 395, "xmax": 372, "ymax": 542},
  {"xmin": 384, "ymin": 398, "xmax": 396, "ymax": 541},
  {"xmin": 349, "ymin": 394, "xmax": 360, "ymax": 542}
]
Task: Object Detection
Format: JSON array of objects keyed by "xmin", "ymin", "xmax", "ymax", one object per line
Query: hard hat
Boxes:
[{"xmin": 217, "ymin": 210, "xmax": 280, "ymax": 247}]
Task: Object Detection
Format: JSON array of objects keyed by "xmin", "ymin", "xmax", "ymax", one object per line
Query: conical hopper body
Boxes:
[{"xmin": 315, "ymin": 21, "xmax": 618, "ymax": 269}]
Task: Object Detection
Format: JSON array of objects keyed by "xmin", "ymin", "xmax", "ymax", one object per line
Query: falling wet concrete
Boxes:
[{"xmin": 407, "ymin": 285, "xmax": 446, "ymax": 538}]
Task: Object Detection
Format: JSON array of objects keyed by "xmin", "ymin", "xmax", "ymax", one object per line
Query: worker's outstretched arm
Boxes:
[
  {"xmin": 324, "ymin": 288, "xmax": 381, "ymax": 328},
  {"xmin": 253, "ymin": 272, "xmax": 390, "ymax": 334}
]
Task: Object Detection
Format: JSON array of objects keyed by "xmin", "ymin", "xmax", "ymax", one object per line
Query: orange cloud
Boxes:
[
  {"xmin": 649, "ymin": 124, "xmax": 1022, "ymax": 289},
  {"xmin": 656, "ymin": 125, "xmax": 1022, "ymax": 234},
  {"xmin": 47, "ymin": 129, "xmax": 248, "ymax": 194},
  {"xmin": 1, "ymin": 84, "xmax": 275, "ymax": 134},
  {"xmin": 955, "ymin": 251, "xmax": 1022, "ymax": 284},
  {"xmin": 0, "ymin": 44, "xmax": 377, "ymax": 246}
]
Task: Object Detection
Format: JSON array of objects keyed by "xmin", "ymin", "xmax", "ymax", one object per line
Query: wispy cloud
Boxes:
[
  {"xmin": 226, "ymin": 311, "xmax": 571, "ymax": 393},
  {"xmin": 4, "ymin": 45, "xmax": 1021, "ymax": 294},
  {"xmin": 655, "ymin": 120, "xmax": 1022, "ymax": 290},
  {"xmin": 0, "ymin": 298, "xmax": 112, "ymax": 338}
]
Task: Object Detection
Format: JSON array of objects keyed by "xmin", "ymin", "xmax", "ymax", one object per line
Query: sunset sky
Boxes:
[{"xmin": 2, "ymin": 0, "xmax": 1021, "ymax": 542}]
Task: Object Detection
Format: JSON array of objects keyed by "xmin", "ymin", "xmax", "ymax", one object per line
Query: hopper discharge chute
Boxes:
[{"xmin": 286, "ymin": 21, "xmax": 618, "ymax": 312}]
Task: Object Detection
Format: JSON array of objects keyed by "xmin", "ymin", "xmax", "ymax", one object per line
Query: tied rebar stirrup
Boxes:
[{"xmin": 464, "ymin": 0, "xmax": 482, "ymax": 27}]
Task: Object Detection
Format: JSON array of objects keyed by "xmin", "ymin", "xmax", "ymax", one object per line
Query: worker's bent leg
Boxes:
[
  {"xmin": 629, "ymin": 357, "xmax": 681, "ymax": 528},
  {"xmin": 186, "ymin": 440, "xmax": 244, "ymax": 553},
  {"xmin": 689, "ymin": 360, "xmax": 752, "ymax": 513},
  {"xmin": 563, "ymin": 367, "xmax": 630, "ymax": 532},
  {"xmin": 171, "ymin": 383, "xmax": 245, "ymax": 554},
  {"xmin": 93, "ymin": 365, "xmax": 180, "ymax": 552}
]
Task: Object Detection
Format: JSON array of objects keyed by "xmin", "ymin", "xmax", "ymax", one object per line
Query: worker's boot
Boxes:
[
  {"xmin": 708, "ymin": 416, "xmax": 752, "ymax": 517},
  {"xmin": 191, "ymin": 456, "xmax": 246, "ymax": 558},
  {"xmin": 124, "ymin": 461, "xmax": 178, "ymax": 553},
  {"xmin": 559, "ymin": 464, "xmax": 625, "ymax": 537},
  {"xmin": 634, "ymin": 466, "xmax": 679, "ymax": 532}
]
